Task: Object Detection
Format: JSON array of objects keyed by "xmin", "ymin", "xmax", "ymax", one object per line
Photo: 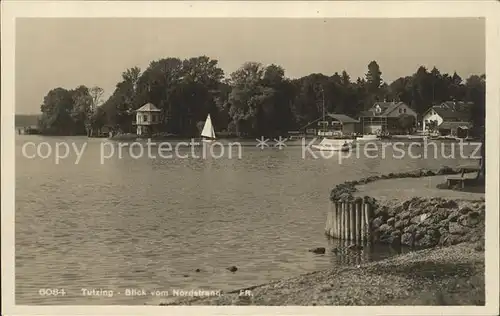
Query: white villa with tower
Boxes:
[{"xmin": 134, "ymin": 103, "xmax": 162, "ymax": 137}]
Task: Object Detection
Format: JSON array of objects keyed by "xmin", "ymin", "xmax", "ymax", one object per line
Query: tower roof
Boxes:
[{"xmin": 136, "ymin": 103, "xmax": 161, "ymax": 112}]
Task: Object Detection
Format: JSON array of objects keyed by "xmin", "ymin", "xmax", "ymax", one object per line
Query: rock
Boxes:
[
  {"xmin": 379, "ymin": 223, "xmax": 392, "ymax": 233},
  {"xmin": 386, "ymin": 206, "xmax": 398, "ymax": 218},
  {"xmin": 330, "ymin": 183, "xmax": 357, "ymax": 202},
  {"xmin": 388, "ymin": 231, "xmax": 402, "ymax": 247},
  {"xmin": 410, "ymin": 215, "xmax": 422, "ymax": 225},
  {"xmin": 437, "ymin": 165, "xmax": 455, "ymax": 175},
  {"xmin": 375, "ymin": 206, "xmax": 390, "ymax": 219},
  {"xmin": 402, "ymin": 200, "xmax": 412, "ymax": 210},
  {"xmin": 437, "ymin": 200, "xmax": 458, "ymax": 209},
  {"xmin": 401, "ymin": 232, "xmax": 414, "ymax": 247},
  {"xmin": 403, "ymin": 224, "xmax": 417, "ymax": 234},
  {"xmin": 439, "ymin": 226, "xmax": 449, "ymax": 236},
  {"xmin": 449, "ymin": 222, "xmax": 467, "ymax": 235},
  {"xmin": 391, "ymin": 230, "xmax": 402, "ymax": 237},
  {"xmin": 183, "ymin": 274, "xmax": 189, "ymax": 277},
  {"xmin": 416, "ymin": 233, "xmax": 440, "ymax": 248},
  {"xmin": 440, "ymin": 234, "xmax": 461, "ymax": 246},
  {"xmin": 459, "ymin": 211, "xmax": 482, "ymax": 227},
  {"xmin": 381, "ymin": 233, "xmax": 401, "ymax": 247},
  {"xmin": 447, "ymin": 210, "xmax": 460, "ymax": 222},
  {"xmin": 372, "ymin": 217, "xmax": 384, "ymax": 229},
  {"xmin": 387, "ymin": 217, "xmax": 395, "ymax": 226},
  {"xmin": 399, "ymin": 210, "xmax": 411, "ymax": 220},
  {"xmin": 436, "ymin": 207, "xmax": 451, "ymax": 219},
  {"xmin": 421, "ymin": 169, "xmax": 435, "ymax": 176},
  {"xmin": 195, "ymin": 268, "xmax": 201, "ymax": 272},
  {"xmin": 459, "ymin": 206, "xmax": 473, "ymax": 215},
  {"xmin": 474, "ymin": 242, "xmax": 484, "ymax": 252},
  {"xmin": 415, "ymin": 228, "xmax": 426, "ymax": 241},
  {"xmin": 347, "ymin": 244, "xmax": 363, "ymax": 251},
  {"xmin": 309, "ymin": 247, "xmax": 326, "ymax": 254},
  {"xmin": 395, "ymin": 219, "xmax": 409, "ymax": 230},
  {"xmin": 422, "ymin": 212, "xmax": 447, "ymax": 227},
  {"xmin": 409, "ymin": 170, "xmax": 422, "ymax": 178},
  {"xmin": 438, "ymin": 219, "xmax": 449, "ymax": 228},
  {"xmin": 227, "ymin": 266, "xmax": 238, "ymax": 272}
]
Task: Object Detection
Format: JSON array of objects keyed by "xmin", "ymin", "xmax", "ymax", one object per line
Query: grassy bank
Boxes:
[{"xmin": 162, "ymin": 242, "xmax": 484, "ymax": 306}]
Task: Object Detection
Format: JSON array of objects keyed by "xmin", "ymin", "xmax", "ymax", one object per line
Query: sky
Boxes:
[{"xmin": 15, "ymin": 18, "xmax": 485, "ymax": 114}]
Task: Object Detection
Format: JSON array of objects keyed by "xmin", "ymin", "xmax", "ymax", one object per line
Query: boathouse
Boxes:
[
  {"xmin": 134, "ymin": 103, "xmax": 162, "ymax": 137},
  {"xmin": 300, "ymin": 113, "xmax": 359, "ymax": 137},
  {"xmin": 359, "ymin": 101, "xmax": 417, "ymax": 135},
  {"xmin": 422, "ymin": 101, "xmax": 473, "ymax": 138}
]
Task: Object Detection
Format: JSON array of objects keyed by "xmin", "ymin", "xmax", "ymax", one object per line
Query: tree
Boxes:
[
  {"xmin": 38, "ymin": 87, "xmax": 80, "ymax": 135},
  {"xmin": 465, "ymin": 74, "xmax": 485, "ymax": 135},
  {"xmin": 366, "ymin": 61, "xmax": 382, "ymax": 93},
  {"xmin": 427, "ymin": 119, "xmax": 438, "ymax": 133},
  {"xmin": 89, "ymin": 86, "xmax": 104, "ymax": 111},
  {"xmin": 364, "ymin": 61, "xmax": 384, "ymax": 109},
  {"xmin": 37, "ymin": 56, "xmax": 487, "ymax": 139},
  {"xmin": 227, "ymin": 62, "xmax": 265, "ymax": 136}
]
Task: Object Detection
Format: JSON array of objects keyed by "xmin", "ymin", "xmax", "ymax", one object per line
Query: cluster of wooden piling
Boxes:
[{"xmin": 325, "ymin": 200, "xmax": 372, "ymax": 243}]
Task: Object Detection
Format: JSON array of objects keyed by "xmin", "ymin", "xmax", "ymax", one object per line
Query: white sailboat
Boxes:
[{"xmin": 201, "ymin": 114, "xmax": 216, "ymax": 143}]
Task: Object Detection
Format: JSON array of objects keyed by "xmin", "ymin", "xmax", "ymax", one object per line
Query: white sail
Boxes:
[{"xmin": 201, "ymin": 114, "xmax": 216, "ymax": 139}]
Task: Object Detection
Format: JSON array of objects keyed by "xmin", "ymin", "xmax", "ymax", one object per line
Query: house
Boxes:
[
  {"xmin": 422, "ymin": 101, "xmax": 473, "ymax": 138},
  {"xmin": 359, "ymin": 102, "xmax": 418, "ymax": 135},
  {"xmin": 133, "ymin": 103, "xmax": 162, "ymax": 137},
  {"xmin": 87, "ymin": 124, "xmax": 113, "ymax": 138},
  {"xmin": 300, "ymin": 113, "xmax": 359, "ymax": 137}
]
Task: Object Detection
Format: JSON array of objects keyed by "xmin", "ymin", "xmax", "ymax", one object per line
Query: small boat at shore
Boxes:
[
  {"xmin": 108, "ymin": 132, "xmax": 137, "ymax": 141},
  {"xmin": 355, "ymin": 134, "xmax": 379, "ymax": 142},
  {"xmin": 311, "ymin": 138, "xmax": 353, "ymax": 152}
]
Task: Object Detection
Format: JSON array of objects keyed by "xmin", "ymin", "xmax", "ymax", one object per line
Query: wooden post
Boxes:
[
  {"xmin": 363, "ymin": 202, "xmax": 371, "ymax": 243},
  {"xmin": 349, "ymin": 202, "xmax": 355, "ymax": 241},
  {"xmin": 336, "ymin": 203, "xmax": 341, "ymax": 239},
  {"xmin": 345, "ymin": 202, "xmax": 350, "ymax": 241},
  {"xmin": 326, "ymin": 203, "xmax": 332, "ymax": 236},
  {"xmin": 342, "ymin": 202, "xmax": 347, "ymax": 240},
  {"xmin": 361, "ymin": 203, "xmax": 366, "ymax": 243},
  {"xmin": 340, "ymin": 202, "xmax": 345, "ymax": 240},
  {"xmin": 355, "ymin": 201, "xmax": 362, "ymax": 244},
  {"xmin": 330, "ymin": 203, "xmax": 337, "ymax": 238}
]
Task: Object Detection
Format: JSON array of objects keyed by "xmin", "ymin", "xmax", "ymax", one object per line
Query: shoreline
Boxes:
[{"xmin": 161, "ymin": 242, "xmax": 484, "ymax": 306}]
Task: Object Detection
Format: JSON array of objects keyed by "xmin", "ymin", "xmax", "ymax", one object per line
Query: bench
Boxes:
[{"xmin": 446, "ymin": 166, "xmax": 480, "ymax": 189}]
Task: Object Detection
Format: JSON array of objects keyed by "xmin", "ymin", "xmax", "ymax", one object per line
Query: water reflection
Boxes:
[{"xmin": 325, "ymin": 237, "xmax": 411, "ymax": 266}]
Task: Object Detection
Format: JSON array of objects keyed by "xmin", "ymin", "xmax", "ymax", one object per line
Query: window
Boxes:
[
  {"xmin": 403, "ymin": 108, "xmax": 407, "ymax": 113},
  {"xmin": 399, "ymin": 108, "xmax": 402, "ymax": 113},
  {"xmin": 143, "ymin": 115, "xmax": 148, "ymax": 122},
  {"xmin": 152, "ymin": 115, "xmax": 156, "ymax": 123}
]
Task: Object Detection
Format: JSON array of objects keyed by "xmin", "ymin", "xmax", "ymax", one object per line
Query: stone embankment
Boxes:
[{"xmin": 327, "ymin": 166, "xmax": 485, "ymax": 249}]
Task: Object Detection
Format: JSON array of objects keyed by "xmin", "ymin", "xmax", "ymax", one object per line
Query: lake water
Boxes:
[{"xmin": 14, "ymin": 135, "xmax": 478, "ymax": 305}]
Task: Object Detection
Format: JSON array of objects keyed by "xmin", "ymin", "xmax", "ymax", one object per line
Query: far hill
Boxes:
[{"xmin": 15, "ymin": 114, "xmax": 40, "ymax": 127}]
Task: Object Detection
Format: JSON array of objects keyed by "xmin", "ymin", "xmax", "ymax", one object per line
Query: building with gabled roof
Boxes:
[
  {"xmin": 422, "ymin": 101, "xmax": 473, "ymax": 138},
  {"xmin": 359, "ymin": 101, "xmax": 418, "ymax": 135},
  {"xmin": 300, "ymin": 113, "xmax": 360, "ymax": 137}
]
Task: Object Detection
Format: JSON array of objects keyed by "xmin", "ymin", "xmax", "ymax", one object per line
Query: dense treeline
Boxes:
[
  {"xmin": 37, "ymin": 56, "xmax": 485, "ymax": 137},
  {"xmin": 37, "ymin": 85, "xmax": 107, "ymax": 135}
]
